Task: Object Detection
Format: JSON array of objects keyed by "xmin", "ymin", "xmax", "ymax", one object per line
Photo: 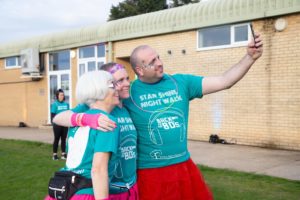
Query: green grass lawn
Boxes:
[{"xmin": 0, "ymin": 139, "xmax": 299, "ymax": 200}]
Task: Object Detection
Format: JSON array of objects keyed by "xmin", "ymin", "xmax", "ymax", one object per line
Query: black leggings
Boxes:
[{"xmin": 52, "ymin": 124, "xmax": 68, "ymax": 154}]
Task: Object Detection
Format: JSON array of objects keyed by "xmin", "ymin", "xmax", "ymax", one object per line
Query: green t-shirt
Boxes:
[
  {"xmin": 51, "ymin": 100, "xmax": 69, "ymax": 114},
  {"xmin": 62, "ymin": 109, "xmax": 119, "ymax": 195},
  {"xmin": 124, "ymin": 74, "xmax": 203, "ymax": 169},
  {"xmin": 110, "ymin": 106, "xmax": 137, "ymax": 190},
  {"xmin": 72, "ymin": 105, "xmax": 137, "ymax": 193}
]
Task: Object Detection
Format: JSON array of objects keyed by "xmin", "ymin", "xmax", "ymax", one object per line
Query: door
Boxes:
[
  {"xmin": 48, "ymin": 50, "xmax": 71, "ymax": 123},
  {"xmin": 49, "ymin": 72, "xmax": 70, "ymax": 104}
]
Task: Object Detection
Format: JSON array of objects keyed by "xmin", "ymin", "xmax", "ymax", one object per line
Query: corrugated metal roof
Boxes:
[{"xmin": 0, "ymin": 0, "xmax": 299, "ymax": 58}]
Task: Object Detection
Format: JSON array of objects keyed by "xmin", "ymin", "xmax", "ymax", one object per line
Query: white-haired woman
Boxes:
[
  {"xmin": 53, "ymin": 63, "xmax": 139, "ymax": 200},
  {"xmin": 45, "ymin": 71, "xmax": 120, "ymax": 200}
]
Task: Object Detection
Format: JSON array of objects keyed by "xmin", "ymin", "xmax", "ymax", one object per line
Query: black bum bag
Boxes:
[{"xmin": 48, "ymin": 171, "xmax": 92, "ymax": 200}]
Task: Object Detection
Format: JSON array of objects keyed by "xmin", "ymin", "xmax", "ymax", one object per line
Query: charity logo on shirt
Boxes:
[
  {"xmin": 117, "ymin": 116, "xmax": 137, "ymax": 161},
  {"xmin": 138, "ymin": 89, "xmax": 183, "ymax": 110},
  {"xmin": 117, "ymin": 117, "xmax": 136, "ymax": 132},
  {"xmin": 125, "ymin": 74, "xmax": 203, "ymax": 168},
  {"xmin": 57, "ymin": 105, "xmax": 68, "ymax": 110}
]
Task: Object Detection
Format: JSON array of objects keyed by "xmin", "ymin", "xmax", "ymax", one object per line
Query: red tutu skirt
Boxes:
[{"xmin": 137, "ymin": 158, "xmax": 213, "ymax": 200}]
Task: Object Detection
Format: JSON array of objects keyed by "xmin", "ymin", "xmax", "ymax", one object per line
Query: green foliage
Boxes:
[
  {"xmin": 108, "ymin": 0, "xmax": 199, "ymax": 21},
  {"xmin": 0, "ymin": 139, "xmax": 299, "ymax": 200},
  {"xmin": 172, "ymin": 0, "xmax": 200, "ymax": 7},
  {"xmin": 109, "ymin": 0, "xmax": 140, "ymax": 21}
]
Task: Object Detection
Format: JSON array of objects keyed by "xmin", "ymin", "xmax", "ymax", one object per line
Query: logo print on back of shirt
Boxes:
[{"xmin": 66, "ymin": 127, "xmax": 90, "ymax": 169}]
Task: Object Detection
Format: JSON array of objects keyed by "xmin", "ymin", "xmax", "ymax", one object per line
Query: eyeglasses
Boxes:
[
  {"xmin": 114, "ymin": 77, "xmax": 130, "ymax": 87},
  {"xmin": 142, "ymin": 56, "xmax": 161, "ymax": 69},
  {"xmin": 108, "ymin": 82, "xmax": 116, "ymax": 90}
]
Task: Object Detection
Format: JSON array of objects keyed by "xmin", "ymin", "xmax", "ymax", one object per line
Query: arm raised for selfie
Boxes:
[{"xmin": 202, "ymin": 34, "xmax": 263, "ymax": 95}]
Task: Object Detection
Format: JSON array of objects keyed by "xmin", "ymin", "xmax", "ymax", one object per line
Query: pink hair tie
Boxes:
[{"xmin": 108, "ymin": 64, "xmax": 124, "ymax": 74}]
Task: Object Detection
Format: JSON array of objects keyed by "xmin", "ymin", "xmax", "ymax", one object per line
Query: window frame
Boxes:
[
  {"xmin": 5, "ymin": 56, "xmax": 21, "ymax": 69},
  {"xmin": 49, "ymin": 50, "xmax": 71, "ymax": 71},
  {"xmin": 197, "ymin": 23, "xmax": 250, "ymax": 51},
  {"xmin": 77, "ymin": 44, "xmax": 106, "ymax": 78}
]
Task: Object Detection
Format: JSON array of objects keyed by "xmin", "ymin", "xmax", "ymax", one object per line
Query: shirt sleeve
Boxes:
[
  {"xmin": 93, "ymin": 126, "xmax": 119, "ymax": 154},
  {"xmin": 50, "ymin": 102, "xmax": 57, "ymax": 114},
  {"xmin": 175, "ymin": 74, "xmax": 203, "ymax": 100},
  {"xmin": 71, "ymin": 103, "xmax": 89, "ymax": 113}
]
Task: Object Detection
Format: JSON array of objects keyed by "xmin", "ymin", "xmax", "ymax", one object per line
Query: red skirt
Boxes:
[{"xmin": 137, "ymin": 158, "xmax": 213, "ymax": 200}]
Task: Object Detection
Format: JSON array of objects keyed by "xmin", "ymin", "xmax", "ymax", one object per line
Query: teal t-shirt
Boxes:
[
  {"xmin": 110, "ymin": 106, "xmax": 137, "ymax": 190},
  {"xmin": 51, "ymin": 100, "xmax": 69, "ymax": 114},
  {"xmin": 72, "ymin": 105, "xmax": 137, "ymax": 193},
  {"xmin": 124, "ymin": 74, "xmax": 203, "ymax": 169},
  {"xmin": 61, "ymin": 109, "xmax": 119, "ymax": 195}
]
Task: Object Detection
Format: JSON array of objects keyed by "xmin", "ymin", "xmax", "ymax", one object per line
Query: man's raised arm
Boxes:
[{"xmin": 202, "ymin": 34, "xmax": 263, "ymax": 95}]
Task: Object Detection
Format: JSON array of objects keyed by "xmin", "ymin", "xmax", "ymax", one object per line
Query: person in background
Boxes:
[
  {"xmin": 53, "ymin": 63, "xmax": 139, "ymax": 200},
  {"xmin": 50, "ymin": 89, "xmax": 69, "ymax": 160},
  {"xmin": 45, "ymin": 71, "xmax": 120, "ymax": 200}
]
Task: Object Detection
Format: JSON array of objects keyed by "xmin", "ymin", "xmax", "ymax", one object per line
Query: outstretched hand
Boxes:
[
  {"xmin": 96, "ymin": 114, "xmax": 117, "ymax": 132},
  {"xmin": 79, "ymin": 113, "xmax": 116, "ymax": 131},
  {"xmin": 247, "ymin": 34, "xmax": 263, "ymax": 60}
]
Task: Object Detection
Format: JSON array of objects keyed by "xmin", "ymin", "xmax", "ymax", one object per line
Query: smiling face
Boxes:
[
  {"xmin": 135, "ymin": 46, "xmax": 164, "ymax": 83},
  {"xmin": 58, "ymin": 92, "xmax": 65, "ymax": 102},
  {"xmin": 113, "ymin": 68, "xmax": 130, "ymax": 99},
  {"xmin": 103, "ymin": 80, "xmax": 120, "ymax": 107}
]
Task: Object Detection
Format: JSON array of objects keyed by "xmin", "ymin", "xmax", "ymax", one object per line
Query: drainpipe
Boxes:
[{"xmin": 107, "ymin": 41, "xmax": 113, "ymax": 62}]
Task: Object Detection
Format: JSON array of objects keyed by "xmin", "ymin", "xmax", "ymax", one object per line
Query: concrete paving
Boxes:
[{"xmin": 0, "ymin": 126, "xmax": 299, "ymax": 181}]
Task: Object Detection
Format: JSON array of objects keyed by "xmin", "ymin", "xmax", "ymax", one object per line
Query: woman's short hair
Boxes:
[
  {"xmin": 76, "ymin": 71, "xmax": 113, "ymax": 106},
  {"xmin": 55, "ymin": 89, "xmax": 65, "ymax": 101}
]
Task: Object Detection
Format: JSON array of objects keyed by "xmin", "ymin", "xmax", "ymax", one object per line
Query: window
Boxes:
[
  {"xmin": 198, "ymin": 23, "xmax": 249, "ymax": 50},
  {"xmin": 79, "ymin": 46, "xmax": 95, "ymax": 58},
  {"xmin": 87, "ymin": 61, "xmax": 96, "ymax": 71},
  {"xmin": 97, "ymin": 45, "xmax": 105, "ymax": 57},
  {"xmin": 78, "ymin": 44, "xmax": 106, "ymax": 77},
  {"xmin": 49, "ymin": 50, "xmax": 70, "ymax": 71},
  {"xmin": 5, "ymin": 56, "xmax": 20, "ymax": 68}
]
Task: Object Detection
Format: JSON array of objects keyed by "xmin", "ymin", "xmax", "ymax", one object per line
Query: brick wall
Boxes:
[
  {"xmin": 0, "ymin": 14, "xmax": 298, "ymax": 150},
  {"xmin": 114, "ymin": 13, "xmax": 300, "ymax": 150}
]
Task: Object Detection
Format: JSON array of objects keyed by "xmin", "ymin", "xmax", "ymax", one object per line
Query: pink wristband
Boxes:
[
  {"xmin": 81, "ymin": 113, "xmax": 102, "ymax": 129},
  {"xmin": 71, "ymin": 113, "xmax": 79, "ymax": 126}
]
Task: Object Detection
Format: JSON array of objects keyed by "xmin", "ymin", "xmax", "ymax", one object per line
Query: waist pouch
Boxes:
[
  {"xmin": 110, "ymin": 181, "xmax": 135, "ymax": 194},
  {"xmin": 48, "ymin": 171, "xmax": 92, "ymax": 200}
]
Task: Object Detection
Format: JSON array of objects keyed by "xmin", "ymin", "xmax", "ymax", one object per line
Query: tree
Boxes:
[
  {"xmin": 171, "ymin": 0, "xmax": 200, "ymax": 7},
  {"xmin": 108, "ymin": 0, "xmax": 200, "ymax": 21}
]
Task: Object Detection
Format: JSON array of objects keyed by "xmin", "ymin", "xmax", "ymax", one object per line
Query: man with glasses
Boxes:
[{"xmin": 123, "ymin": 34, "xmax": 263, "ymax": 199}]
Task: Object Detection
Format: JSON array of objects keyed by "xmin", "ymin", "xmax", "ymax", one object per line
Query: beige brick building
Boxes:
[{"xmin": 0, "ymin": 0, "xmax": 299, "ymax": 150}]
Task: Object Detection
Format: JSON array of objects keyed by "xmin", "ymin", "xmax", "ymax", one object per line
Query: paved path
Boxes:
[{"xmin": 0, "ymin": 126, "xmax": 299, "ymax": 181}]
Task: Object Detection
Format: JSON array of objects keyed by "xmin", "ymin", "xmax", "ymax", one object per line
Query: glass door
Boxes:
[
  {"xmin": 49, "ymin": 72, "xmax": 70, "ymax": 104},
  {"xmin": 48, "ymin": 50, "xmax": 71, "ymax": 123}
]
